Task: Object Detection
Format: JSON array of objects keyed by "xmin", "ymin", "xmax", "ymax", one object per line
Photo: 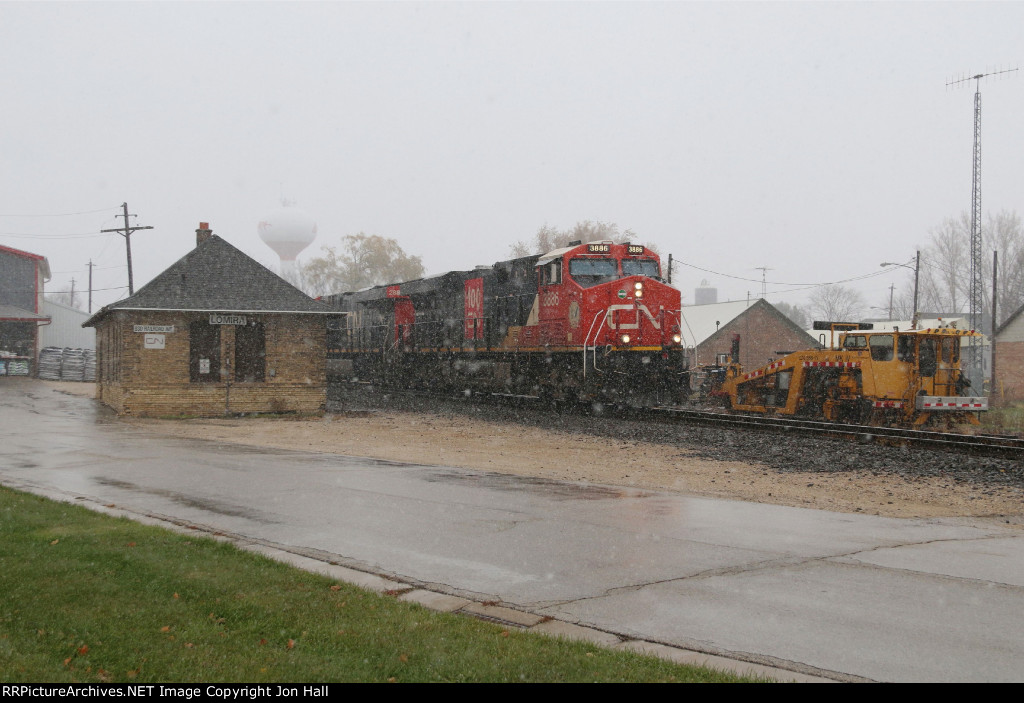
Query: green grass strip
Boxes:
[{"xmin": 0, "ymin": 487, "xmax": 759, "ymax": 683}]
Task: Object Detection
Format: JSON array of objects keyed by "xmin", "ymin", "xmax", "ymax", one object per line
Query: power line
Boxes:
[
  {"xmin": 674, "ymin": 259, "xmax": 898, "ymax": 289},
  {"xmin": 0, "ymin": 231, "xmax": 115, "ymax": 239},
  {"xmin": 0, "ymin": 206, "xmax": 119, "ymax": 217}
]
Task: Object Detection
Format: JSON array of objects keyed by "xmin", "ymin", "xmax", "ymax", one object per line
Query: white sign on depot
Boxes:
[{"xmin": 144, "ymin": 334, "xmax": 165, "ymax": 349}]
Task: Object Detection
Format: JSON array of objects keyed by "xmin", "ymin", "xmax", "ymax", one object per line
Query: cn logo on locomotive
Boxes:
[{"xmin": 605, "ymin": 304, "xmax": 661, "ymax": 330}]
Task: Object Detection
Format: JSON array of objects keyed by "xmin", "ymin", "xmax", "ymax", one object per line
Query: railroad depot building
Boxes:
[{"xmin": 84, "ymin": 224, "xmax": 336, "ymax": 417}]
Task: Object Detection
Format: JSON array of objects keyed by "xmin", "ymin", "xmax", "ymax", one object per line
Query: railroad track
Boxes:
[
  {"xmin": 651, "ymin": 406, "xmax": 1024, "ymax": 459},
  {"xmin": 329, "ymin": 382, "xmax": 1023, "ymax": 459}
]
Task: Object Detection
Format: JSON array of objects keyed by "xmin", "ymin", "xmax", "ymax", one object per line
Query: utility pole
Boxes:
[
  {"xmin": 947, "ymin": 66, "xmax": 1017, "ymax": 389},
  {"xmin": 991, "ymin": 250, "xmax": 998, "ymax": 400},
  {"xmin": 69, "ymin": 278, "xmax": 76, "ymax": 309},
  {"xmin": 100, "ymin": 202, "xmax": 153, "ymax": 296},
  {"xmin": 87, "ymin": 260, "xmax": 94, "ymax": 313}
]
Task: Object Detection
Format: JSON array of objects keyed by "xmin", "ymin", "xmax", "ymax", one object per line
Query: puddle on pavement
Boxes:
[
  {"xmin": 421, "ymin": 468, "xmax": 651, "ymax": 501},
  {"xmin": 96, "ymin": 477, "xmax": 278, "ymax": 522}
]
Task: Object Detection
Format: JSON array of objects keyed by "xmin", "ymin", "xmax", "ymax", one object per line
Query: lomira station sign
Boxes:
[{"xmin": 209, "ymin": 314, "xmax": 249, "ymax": 326}]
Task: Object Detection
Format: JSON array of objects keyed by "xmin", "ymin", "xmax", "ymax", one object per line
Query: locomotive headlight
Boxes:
[
  {"xmin": 633, "ymin": 281, "xmax": 643, "ymax": 298},
  {"xmin": 673, "ymin": 334, "xmax": 682, "ymax": 344},
  {"xmin": 620, "ymin": 334, "xmax": 631, "ymax": 344}
]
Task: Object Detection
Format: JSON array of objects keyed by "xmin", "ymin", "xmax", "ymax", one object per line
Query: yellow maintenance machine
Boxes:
[{"xmin": 716, "ymin": 322, "xmax": 988, "ymax": 426}]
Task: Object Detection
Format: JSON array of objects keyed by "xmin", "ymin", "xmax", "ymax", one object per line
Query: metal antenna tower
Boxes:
[
  {"xmin": 752, "ymin": 266, "xmax": 773, "ymax": 298},
  {"xmin": 947, "ymin": 66, "xmax": 1017, "ymax": 388}
]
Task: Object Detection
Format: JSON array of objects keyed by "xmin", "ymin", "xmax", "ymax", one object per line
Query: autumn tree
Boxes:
[
  {"xmin": 806, "ymin": 284, "xmax": 866, "ymax": 322},
  {"xmin": 297, "ymin": 234, "xmax": 425, "ymax": 297},
  {"xmin": 510, "ymin": 221, "xmax": 656, "ymax": 256}
]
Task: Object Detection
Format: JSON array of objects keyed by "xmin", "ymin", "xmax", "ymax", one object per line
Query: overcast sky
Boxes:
[{"xmin": 2, "ymin": 1, "xmax": 1021, "ymax": 313}]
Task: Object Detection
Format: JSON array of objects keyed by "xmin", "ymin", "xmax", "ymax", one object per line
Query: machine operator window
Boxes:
[
  {"xmin": 869, "ymin": 334, "xmax": 894, "ymax": 362},
  {"xmin": 569, "ymin": 258, "xmax": 618, "ymax": 287},
  {"xmin": 919, "ymin": 338, "xmax": 937, "ymax": 377},
  {"xmin": 897, "ymin": 336, "xmax": 915, "ymax": 363},
  {"xmin": 941, "ymin": 336, "xmax": 959, "ymax": 364},
  {"xmin": 621, "ymin": 259, "xmax": 661, "ymax": 279},
  {"xmin": 843, "ymin": 335, "xmax": 867, "ymax": 350}
]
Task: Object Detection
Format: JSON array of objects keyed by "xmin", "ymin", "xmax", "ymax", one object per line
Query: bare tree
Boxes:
[
  {"xmin": 917, "ymin": 213, "xmax": 970, "ymax": 314},
  {"xmin": 900, "ymin": 210, "xmax": 1024, "ymax": 327},
  {"xmin": 772, "ymin": 301, "xmax": 809, "ymax": 329},
  {"xmin": 807, "ymin": 284, "xmax": 866, "ymax": 322},
  {"xmin": 45, "ymin": 290, "xmax": 80, "ymax": 310},
  {"xmin": 510, "ymin": 220, "xmax": 656, "ymax": 256},
  {"xmin": 298, "ymin": 234, "xmax": 425, "ymax": 297}
]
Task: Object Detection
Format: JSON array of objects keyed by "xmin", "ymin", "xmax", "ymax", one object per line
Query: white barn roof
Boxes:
[{"xmin": 678, "ymin": 299, "xmax": 760, "ymax": 349}]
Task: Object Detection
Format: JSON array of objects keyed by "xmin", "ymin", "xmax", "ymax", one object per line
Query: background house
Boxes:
[
  {"xmin": 993, "ymin": 303, "xmax": 1024, "ymax": 405},
  {"xmin": 680, "ymin": 299, "xmax": 818, "ymax": 370}
]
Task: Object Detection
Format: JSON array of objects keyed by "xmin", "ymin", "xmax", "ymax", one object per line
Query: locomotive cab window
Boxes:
[
  {"xmin": 869, "ymin": 334, "xmax": 894, "ymax": 362},
  {"xmin": 539, "ymin": 259, "xmax": 562, "ymax": 285},
  {"xmin": 568, "ymin": 258, "xmax": 618, "ymax": 287},
  {"xmin": 621, "ymin": 258, "xmax": 661, "ymax": 279}
]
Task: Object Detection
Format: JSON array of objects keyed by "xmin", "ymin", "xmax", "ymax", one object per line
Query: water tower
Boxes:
[
  {"xmin": 257, "ymin": 200, "xmax": 317, "ymax": 277},
  {"xmin": 694, "ymin": 279, "xmax": 718, "ymax": 305}
]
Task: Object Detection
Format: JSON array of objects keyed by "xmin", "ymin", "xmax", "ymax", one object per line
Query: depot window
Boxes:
[
  {"xmin": 235, "ymin": 322, "xmax": 266, "ymax": 382},
  {"xmin": 621, "ymin": 258, "xmax": 661, "ymax": 279},
  {"xmin": 569, "ymin": 258, "xmax": 618, "ymax": 287},
  {"xmin": 189, "ymin": 321, "xmax": 221, "ymax": 383}
]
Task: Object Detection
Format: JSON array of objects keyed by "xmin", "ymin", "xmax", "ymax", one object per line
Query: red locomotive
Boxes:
[{"xmin": 323, "ymin": 240, "xmax": 688, "ymax": 405}]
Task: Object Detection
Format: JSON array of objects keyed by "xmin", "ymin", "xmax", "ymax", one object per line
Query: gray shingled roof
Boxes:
[
  {"xmin": 85, "ymin": 235, "xmax": 333, "ymax": 326},
  {"xmin": 0, "ymin": 304, "xmax": 49, "ymax": 321}
]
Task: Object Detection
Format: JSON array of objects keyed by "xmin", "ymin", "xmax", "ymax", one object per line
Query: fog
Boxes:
[{"xmin": 2, "ymin": 1, "xmax": 1021, "ymax": 312}]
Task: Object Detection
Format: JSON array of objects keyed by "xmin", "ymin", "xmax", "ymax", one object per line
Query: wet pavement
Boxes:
[{"xmin": 3, "ymin": 378, "xmax": 1024, "ymax": 682}]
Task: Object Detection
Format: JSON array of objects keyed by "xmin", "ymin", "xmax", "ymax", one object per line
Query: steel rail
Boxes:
[{"xmin": 330, "ymin": 380, "xmax": 1022, "ymax": 459}]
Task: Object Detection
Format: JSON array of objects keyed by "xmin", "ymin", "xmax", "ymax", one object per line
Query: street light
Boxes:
[{"xmin": 881, "ymin": 250, "xmax": 920, "ymax": 329}]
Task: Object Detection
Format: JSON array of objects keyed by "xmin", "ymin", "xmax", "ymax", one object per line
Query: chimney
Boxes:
[{"xmin": 196, "ymin": 222, "xmax": 213, "ymax": 247}]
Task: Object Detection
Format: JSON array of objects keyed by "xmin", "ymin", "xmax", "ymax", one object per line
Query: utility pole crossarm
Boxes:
[{"xmin": 100, "ymin": 202, "xmax": 153, "ymax": 296}]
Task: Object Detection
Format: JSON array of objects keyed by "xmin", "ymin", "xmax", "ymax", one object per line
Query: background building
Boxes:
[
  {"xmin": 681, "ymin": 299, "xmax": 818, "ymax": 370},
  {"xmin": 0, "ymin": 244, "xmax": 50, "ymax": 374}
]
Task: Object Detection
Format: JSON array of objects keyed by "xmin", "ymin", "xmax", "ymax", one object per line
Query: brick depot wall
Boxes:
[
  {"xmin": 93, "ymin": 311, "xmax": 326, "ymax": 417},
  {"xmin": 694, "ymin": 303, "xmax": 816, "ymax": 370}
]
